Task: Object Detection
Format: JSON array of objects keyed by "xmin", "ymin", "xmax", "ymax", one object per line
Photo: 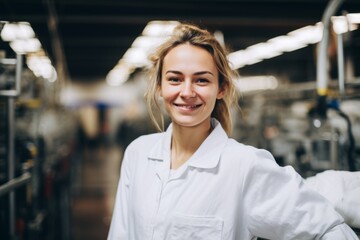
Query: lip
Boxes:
[{"xmin": 173, "ymin": 103, "xmax": 203, "ymax": 111}]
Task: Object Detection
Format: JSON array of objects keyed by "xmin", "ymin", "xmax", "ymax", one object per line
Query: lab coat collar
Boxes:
[{"xmin": 147, "ymin": 118, "xmax": 229, "ymax": 170}]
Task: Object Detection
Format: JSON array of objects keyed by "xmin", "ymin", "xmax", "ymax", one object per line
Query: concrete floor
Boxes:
[{"xmin": 71, "ymin": 144, "xmax": 122, "ymax": 240}]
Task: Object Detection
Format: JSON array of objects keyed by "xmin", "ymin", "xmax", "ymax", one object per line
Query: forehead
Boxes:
[{"xmin": 162, "ymin": 44, "xmax": 217, "ymax": 73}]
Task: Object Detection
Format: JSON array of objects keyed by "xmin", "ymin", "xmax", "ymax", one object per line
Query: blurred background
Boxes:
[{"xmin": 1, "ymin": 0, "xmax": 360, "ymax": 239}]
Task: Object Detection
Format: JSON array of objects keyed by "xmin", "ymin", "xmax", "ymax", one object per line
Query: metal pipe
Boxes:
[
  {"xmin": 337, "ymin": 33, "xmax": 345, "ymax": 98},
  {"xmin": 0, "ymin": 173, "xmax": 32, "ymax": 197},
  {"xmin": 15, "ymin": 54, "xmax": 22, "ymax": 96},
  {"xmin": 7, "ymin": 97, "xmax": 15, "ymax": 238},
  {"xmin": 316, "ymin": 0, "xmax": 344, "ymax": 96},
  {"xmin": 4, "ymin": 54, "xmax": 22, "ymax": 239},
  {"xmin": 0, "ymin": 58, "xmax": 17, "ymax": 65}
]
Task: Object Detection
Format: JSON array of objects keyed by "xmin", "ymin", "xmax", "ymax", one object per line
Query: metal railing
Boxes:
[
  {"xmin": 0, "ymin": 54, "xmax": 30, "ymax": 239},
  {"xmin": 0, "ymin": 172, "xmax": 32, "ymax": 197}
]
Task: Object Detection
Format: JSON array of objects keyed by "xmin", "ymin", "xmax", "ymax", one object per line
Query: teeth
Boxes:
[
  {"xmin": 176, "ymin": 104, "xmax": 199, "ymax": 109},
  {"xmin": 184, "ymin": 105, "xmax": 195, "ymax": 109}
]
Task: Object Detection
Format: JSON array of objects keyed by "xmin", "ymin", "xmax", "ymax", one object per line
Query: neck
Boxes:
[{"xmin": 170, "ymin": 120, "xmax": 212, "ymax": 169}]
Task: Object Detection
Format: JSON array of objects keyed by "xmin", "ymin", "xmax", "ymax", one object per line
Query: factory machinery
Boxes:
[
  {"xmin": 0, "ymin": 53, "xmax": 77, "ymax": 239},
  {"xmin": 235, "ymin": 79, "xmax": 360, "ymax": 177},
  {"xmin": 235, "ymin": 0, "xmax": 360, "ymax": 177}
]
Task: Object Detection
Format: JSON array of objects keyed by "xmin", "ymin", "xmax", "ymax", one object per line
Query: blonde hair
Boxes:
[{"xmin": 145, "ymin": 23, "xmax": 239, "ymax": 135}]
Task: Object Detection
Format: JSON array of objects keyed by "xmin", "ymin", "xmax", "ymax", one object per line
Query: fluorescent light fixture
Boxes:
[
  {"xmin": 287, "ymin": 23, "xmax": 323, "ymax": 44},
  {"xmin": 26, "ymin": 54, "xmax": 57, "ymax": 82},
  {"xmin": 106, "ymin": 63, "xmax": 132, "ymax": 86},
  {"xmin": 228, "ymin": 23, "xmax": 321, "ymax": 69},
  {"xmin": 122, "ymin": 48, "xmax": 150, "ymax": 67},
  {"xmin": 332, "ymin": 16, "xmax": 349, "ymax": 34},
  {"xmin": 227, "ymin": 51, "xmax": 246, "ymax": 69},
  {"xmin": 107, "ymin": 20, "xmax": 180, "ymax": 86},
  {"xmin": 268, "ymin": 35, "xmax": 307, "ymax": 53},
  {"xmin": 236, "ymin": 75, "xmax": 278, "ymax": 92},
  {"xmin": 42, "ymin": 65, "xmax": 57, "ymax": 82},
  {"xmin": 1, "ymin": 23, "xmax": 17, "ymax": 41},
  {"xmin": 345, "ymin": 13, "xmax": 359, "ymax": 31},
  {"xmin": 247, "ymin": 42, "xmax": 283, "ymax": 59},
  {"xmin": 214, "ymin": 30, "xmax": 225, "ymax": 47},
  {"xmin": 228, "ymin": 12, "xmax": 360, "ymax": 70},
  {"xmin": 10, "ymin": 40, "xmax": 27, "ymax": 54},
  {"xmin": 131, "ymin": 35, "xmax": 169, "ymax": 53},
  {"xmin": 10, "ymin": 38, "xmax": 41, "ymax": 54},
  {"xmin": 347, "ymin": 13, "xmax": 360, "ymax": 24},
  {"xmin": 142, "ymin": 21, "xmax": 179, "ymax": 37},
  {"xmin": 1, "ymin": 21, "xmax": 57, "ymax": 82},
  {"xmin": 16, "ymin": 22, "xmax": 35, "ymax": 39},
  {"xmin": 0, "ymin": 22, "xmax": 35, "ymax": 42},
  {"xmin": 227, "ymin": 50, "xmax": 263, "ymax": 69}
]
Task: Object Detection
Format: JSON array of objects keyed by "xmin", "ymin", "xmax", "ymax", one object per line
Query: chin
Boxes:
[{"xmin": 171, "ymin": 115, "xmax": 210, "ymax": 128}]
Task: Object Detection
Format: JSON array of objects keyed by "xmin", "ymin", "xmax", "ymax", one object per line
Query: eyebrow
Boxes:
[{"xmin": 165, "ymin": 70, "xmax": 214, "ymax": 76}]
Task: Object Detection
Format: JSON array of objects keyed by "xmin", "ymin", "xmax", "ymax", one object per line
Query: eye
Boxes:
[
  {"xmin": 167, "ymin": 76, "xmax": 182, "ymax": 84},
  {"xmin": 169, "ymin": 77, "xmax": 179, "ymax": 82},
  {"xmin": 196, "ymin": 78, "xmax": 210, "ymax": 84}
]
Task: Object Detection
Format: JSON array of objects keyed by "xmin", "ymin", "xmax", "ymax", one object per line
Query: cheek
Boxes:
[
  {"xmin": 198, "ymin": 89, "xmax": 219, "ymax": 103},
  {"xmin": 160, "ymin": 86, "xmax": 177, "ymax": 102}
]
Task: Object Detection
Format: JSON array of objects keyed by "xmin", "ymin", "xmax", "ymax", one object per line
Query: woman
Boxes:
[{"xmin": 108, "ymin": 23, "xmax": 358, "ymax": 239}]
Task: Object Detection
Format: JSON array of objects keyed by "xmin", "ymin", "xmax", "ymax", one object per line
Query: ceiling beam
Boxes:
[{"xmin": 44, "ymin": 0, "xmax": 69, "ymax": 85}]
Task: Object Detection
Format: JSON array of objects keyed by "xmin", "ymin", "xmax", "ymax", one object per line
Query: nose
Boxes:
[{"xmin": 180, "ymin": 81, "xmax": 196, "ymax": 98}]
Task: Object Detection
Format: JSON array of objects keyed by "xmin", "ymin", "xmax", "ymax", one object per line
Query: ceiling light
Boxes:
[
  {"xmin": 1, "ymin": 23, "xmax": 18, "ymax": 41},
  {"xmin": 16, "ymin": 22, "xmax": 35, "ymax": 39},
  {"xmin": 142, "ymin": 21, "xmax": 179, "ymax": 37},
  {"xmin": 268, "ymin": 35, "xmax": 307, "ymax": 53},
  {"xmin": 287, "ymin": 23, "xmax": 323, "ymax": 44},
  {"xmin": 347, "ymin": 13, "xmax": 360, "ymax": 24},
  {"xmin": 1, "ymin": 21, "xmax": 57, "ymax": 82},
  {"xmin": 227, "ymin": 50, "xmax": 264, "ymax": 69},
  {"xmin": 106, "ymin": 63, "xmax": 132, "ymax": 86},
  {"xmin": 236, "ymin": 75, "xmax": 278, "ymax": 92},
  {"xmin": 131, "ymin": 36, "xmax": 169, "ymax": 52},
  {"xmin": 0, "ymin": 22, "xmax": 35, "ymax": 42},
  {"xmin": 122, "ymin": 48, "xmax": 150, "ymax": 67},
  {"xmin": 228, "ymin": 22, "xmax": 322, "ymax": 69},
  {"xmin": 247, "ymin": 42, "xmax": 283, "ymax": 59},
  {"xmin": 26, "ymin": 54, "xmax": 57, "ymax": 82},
  {"xmin": 10, "ymin": 38, "xmax": 41, "ymax": 54},
  {"xmin": 214, "ymin": 30, "xmax": 225, "ymax": 47},
  {"xmin": 332, "ymin": 16, "xmax": 349, "ymax": 34},
  {"xmin": 107, "ymin": 20, "xmax": 180, "ymax": 86}
]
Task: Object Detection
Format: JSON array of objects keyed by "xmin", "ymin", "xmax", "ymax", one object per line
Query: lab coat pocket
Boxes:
[{"xmin": 169, "ymin": 214, "xmax": 223, "ymax": 240}]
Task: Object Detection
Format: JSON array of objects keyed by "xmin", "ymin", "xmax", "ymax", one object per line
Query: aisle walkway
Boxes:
[{"xmin": 71, "ymin": 144, "xmax": 122, "ymax": 240}]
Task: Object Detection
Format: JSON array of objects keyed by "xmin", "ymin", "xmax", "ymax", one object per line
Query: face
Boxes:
[{"xmin": 160, "ymin": 43, "xmax": 224, "ymax": 129}]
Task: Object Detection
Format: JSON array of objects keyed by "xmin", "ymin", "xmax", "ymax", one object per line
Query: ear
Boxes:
[{"xmin": 217, "ymin": 86, "xmax": 226, "ymax": 99}]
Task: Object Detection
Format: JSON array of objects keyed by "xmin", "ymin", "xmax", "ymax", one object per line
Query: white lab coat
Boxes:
[{"xmin": 108, "ymin": 119, "xmax": 358, "ymax": 240}]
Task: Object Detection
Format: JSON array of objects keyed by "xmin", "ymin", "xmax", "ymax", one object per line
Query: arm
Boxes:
[
  {"xmin": 305, "ymin": 170, "xmax": 360, "ymax": 229},
  {"xmin": 320, "ymin": 224, "xmax": 359, "ymax": 239},
  {"xmin": 242, "ymin": 149, "xmax": 358, "ymax": 240},
  {"xmin": 107, "ymin": 148, "xmax": 131, "ymax": 240}
]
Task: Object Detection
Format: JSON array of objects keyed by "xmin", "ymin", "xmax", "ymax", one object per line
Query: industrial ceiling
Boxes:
[{"xmin": 1, "ymin": 0, "xmax": 360, "ymax": 83}]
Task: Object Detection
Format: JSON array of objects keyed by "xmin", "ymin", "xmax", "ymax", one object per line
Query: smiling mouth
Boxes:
[{"xmin": 174, "ymin": 103, "xmax": 202, "ymax": 109}]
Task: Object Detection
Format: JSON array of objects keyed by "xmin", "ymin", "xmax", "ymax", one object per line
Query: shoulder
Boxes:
[
  {"xmin": 223, "ymin": 138, "xmax": 276, "ymax": 164},
  {"xmin": 218, "ymin": 138, "xmax": 279, "ymax": 185},
  {"xmin": 121, "ymin": 132, "xmax": 164, "ymax": 169},
  {"xmin": 126, "ymin": 132, "xmax": 163, "ymax": 152}
]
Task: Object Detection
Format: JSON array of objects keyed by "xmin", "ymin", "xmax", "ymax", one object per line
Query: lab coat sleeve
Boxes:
[
  {"xmin": 242, "ymin": 149, "xmax": 358, "ymax": 240},
  {"xmin": 305, "ymin": 170, "xmax": 360, "ymax": 229},
  {"xmin": 107, "ymin": 147, "xmax": 131, "ymax": 240}
]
